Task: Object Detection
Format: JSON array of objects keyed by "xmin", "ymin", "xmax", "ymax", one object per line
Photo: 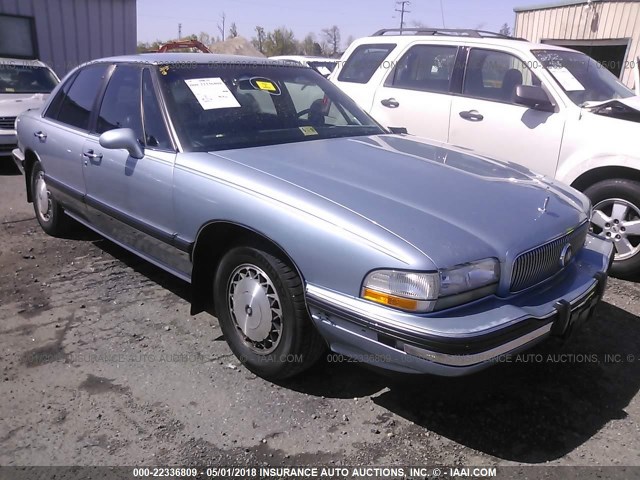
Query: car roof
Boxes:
[
  {"xmin": 90, "ymin": 53, "xmax": 286, "ymax": 66},
  {"xmin": 270, "ymin": 55, "xmax": 339, "ymax": 62},
  {"xmin": 0, "ymin": 57, "xmax": 51, "ymax": 68},
  {"xmin": 352, "ymin": 35, "xmax": 576, "ymax": 54}
]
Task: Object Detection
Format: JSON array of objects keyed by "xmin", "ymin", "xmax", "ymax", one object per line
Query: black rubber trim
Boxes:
[
  {"xmin": 45, "ymin": 173, "xmax": 190, "ymax": 254},
  {"xmin": 307, "ymin": 294, "xmax": 556, "ymax": 356}
]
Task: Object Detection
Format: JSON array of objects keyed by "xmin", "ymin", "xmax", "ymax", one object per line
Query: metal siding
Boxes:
[
  {"xmin": 515, "ymin": 1, "xmax": 640, "ymax": 87},
  {"xmin": 1, "ymin": 0, "xmax": 136, "ymax": 75}
]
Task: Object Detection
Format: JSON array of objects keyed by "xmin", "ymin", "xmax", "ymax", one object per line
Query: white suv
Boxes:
[
  {"xmin": 0, "ymin": 58, "xmax": 59, "ymax": 158},
  {"xmin": 331, "ymin": 29, "xmax": 640, "ymax": 277}
]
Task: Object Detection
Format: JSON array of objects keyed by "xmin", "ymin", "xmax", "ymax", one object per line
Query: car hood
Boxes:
[
  {"xmin": 584, "ymin": 96, "xmax": 640, "ymax": 123},
  {"xmin": 0, "ymin": 93, "xmax": 49, "ymax": 118},
  {"xmin": 211, "ymin": 135, "xmax": 589, "ymax": 268}
]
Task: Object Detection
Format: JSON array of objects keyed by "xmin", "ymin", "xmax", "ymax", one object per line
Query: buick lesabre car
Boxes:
[{"xmin": 13, "ymin": 54, "xmax": 613, "ymax": 380}]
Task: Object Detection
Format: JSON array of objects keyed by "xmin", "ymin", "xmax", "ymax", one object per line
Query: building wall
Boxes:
[
  {"xmin": 515, "ymin": 0, "xmax": 640, "ymax": 87},
  {"xmin": 0, "ymin": 0, "xmax": 136, "ymax": 76}
]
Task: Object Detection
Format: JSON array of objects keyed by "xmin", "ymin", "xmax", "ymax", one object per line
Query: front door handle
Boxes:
[
  {"xmin": 381, "ymin": 98, "xmax": 400, "ymax": 108},
  {"xmin": 34, "ymin": 131, "xmax": 47, "ymax": 141},
  {"xmin": 459, "ymin": 110, "xmax": 484, "ymax": 122},
  {"xmin": 83, "ymin": 150, "xmax": 103, "ymax": 164}
]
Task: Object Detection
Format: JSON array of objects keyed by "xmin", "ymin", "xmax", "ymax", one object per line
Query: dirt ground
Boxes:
[{"xmin": 2, "ymin": 160, "xmax": 640, "ymax": 471}]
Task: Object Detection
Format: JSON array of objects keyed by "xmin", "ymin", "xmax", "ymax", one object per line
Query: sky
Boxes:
[{"xmin": 136, "ymin": 0, "xmax": 539, "ymax": 45}]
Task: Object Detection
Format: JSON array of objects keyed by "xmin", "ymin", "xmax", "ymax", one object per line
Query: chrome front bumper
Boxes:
[{"xmin": 306, "ymin": 234, "xmax": 614, "ymax": 376}]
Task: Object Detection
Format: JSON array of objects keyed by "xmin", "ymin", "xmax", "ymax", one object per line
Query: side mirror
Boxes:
[
  {"xmin": 514, "ymin": 85, "xmax": 555, "ymax": 112},
  {"xmin": 99, "ymin": 128, "xmax": 144, "ymax": 159}
]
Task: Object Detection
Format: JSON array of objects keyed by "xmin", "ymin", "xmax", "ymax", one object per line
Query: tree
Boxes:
[
  {"xmin": 229, "ymin": 22, "xmax": 238, "ymax": 38},
  {"xmin": 345, "ymin": 35, "xmax": 355, "ymax": 50},
  {"xmin": 198, "ymin": 31, "xmax": 211, "ymax": 46},
  {"xmin": 301, "ymin": 33, "xmax": 322, "ymax": 56},
  {"xmin": 322, "ymin": 25, "xmax": 341, "ymax": 57},
  {"xmin": 263, "ymin": 27, "xmax": 298, "ymax": 56},
  {"xmin": 252, "ymin": 26, "xmax": 266, "ymax": 53},
  {"xmin": 218, "ymin": 12, "xmax": 226, "ymax": 42},
  {"xmin": 499, "ymin": 23, "xmax": 511, "ymax": 36}
]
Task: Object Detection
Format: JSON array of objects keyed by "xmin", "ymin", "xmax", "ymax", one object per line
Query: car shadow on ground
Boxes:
[{"xmin": 284, "ymin": 302, "xmax": 640, "ymax": 463}]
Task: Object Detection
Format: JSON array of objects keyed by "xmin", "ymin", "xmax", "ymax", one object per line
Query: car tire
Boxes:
[
  {"xmin": 213, "ymin": 246, "xmax": 326, "ymax": 380},
  {"xmin": 585, "ymin": 178, "xmax": 640, "ymax": 278},
  {"xmin": 31, "ymin": 161, "xmax": 72, "ymax": 236}
]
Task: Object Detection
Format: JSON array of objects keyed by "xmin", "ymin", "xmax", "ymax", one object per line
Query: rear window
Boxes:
[{"xmin": 337, "ymin": 44, "xmax": 396, "ymax": 84}]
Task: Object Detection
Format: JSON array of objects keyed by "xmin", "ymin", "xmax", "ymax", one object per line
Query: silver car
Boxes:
[{"xmin": 12, "ymin": 54, "xmax": 613, "ymax": 380}]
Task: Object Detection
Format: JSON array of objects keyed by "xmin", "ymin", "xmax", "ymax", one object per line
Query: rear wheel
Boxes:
[
  {"xmin": 213, "ymin": 246, "xmax": 325, "ymax": 380},
  {"xmin": 30, "ymin": 161, "xmax": 72, "ymax": 236},
  {"xmin": 585, "ymin": 179, "xmax": 640, "ymax": 278}
]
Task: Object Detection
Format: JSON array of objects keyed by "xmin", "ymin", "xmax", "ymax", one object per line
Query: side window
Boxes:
[
  {"xmin": 338, "ymin": 43, "xmax": 396, "ymax": 84},
  {"xmin": 44, "ymin": 72, "xmax": 76, "ymax": 120},
  {"xmin": 464, "ymin": 49, "xmax": 541, "ymax": 103},
  {"xmin": 390, "ymin": 44, "xmax": 457, "ymax": 93},
  {"xmin": 56, "ymin": 65, "xmax": 109, "ymax": 130},
  {"xmin": 142, "ymin": 69, "xmax": 172, "ymax": 150},
  {"xmin": 96, "ymin": 64, "xmax": 143, "ymax": 143}
]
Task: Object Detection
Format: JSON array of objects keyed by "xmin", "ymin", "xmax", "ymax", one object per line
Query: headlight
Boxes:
[
  {"xmin": 362, "ymin": 258, "xmax": 500, "ymax": 313},
  {"xmin": 362, "ymin": 270, "xmax": 439, "ymax": 312},
  {"xmin": 439, "ymin": 258, "xmax": 500, "ymax": 297}
]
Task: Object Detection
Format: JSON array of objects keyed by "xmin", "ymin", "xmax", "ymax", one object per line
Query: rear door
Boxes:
[
  {"xmin": 37, "ymin": 64, "xmax": 110, "ymax": 212},
  {"xmin": 448, "ymin": 48, "xmax": 565, "ymax": 176},
  {"xmin": 369, "ymin": 43, "xmax": 459, "ymax": 143}
]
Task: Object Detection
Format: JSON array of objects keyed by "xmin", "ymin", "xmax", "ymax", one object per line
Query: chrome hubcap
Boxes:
[
  {"xmin": 35, "ymin": 172, "xmax": 52, "ymax": 221},
  {"xmin": 591, "ymin": 198, "xmax": 640, "ymax": 261},
  {"xmin": 227, "ymin": 264, "xmax": 283, "ymax": 355}
]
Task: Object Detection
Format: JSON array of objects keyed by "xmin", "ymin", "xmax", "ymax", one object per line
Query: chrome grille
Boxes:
[
  {"xmin": 0, "ymin": 117, "xmax": 17, "ymax": 130},
  {"xmin": 510, "ymin": 222, "xmax": 589, "ymax": 293}
]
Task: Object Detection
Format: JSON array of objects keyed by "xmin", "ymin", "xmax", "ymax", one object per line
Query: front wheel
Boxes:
[
  {"xmin": 213, "ymin": 246, "xmax": 326, "ymax": 380},
  {"xmin": 585, "ymin": 179, "xmax": 640, "ymax": 278}
]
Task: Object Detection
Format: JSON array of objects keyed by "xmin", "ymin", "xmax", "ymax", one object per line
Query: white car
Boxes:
[
  {"xmin": 270, "ymin": 55, "xmax": 339, "ymax": 77},
  {"xmin": 0, "ymin": 58, "xmax": 59, "ymax": 158},
  {"xmin": 331, "ymin": 28, "xmax": 640, "ymax": 277}
]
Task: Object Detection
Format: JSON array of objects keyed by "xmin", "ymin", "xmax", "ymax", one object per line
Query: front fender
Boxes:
[{"xmin": 556, "ymin": 152, "xmax": 640, "ymax": 187}]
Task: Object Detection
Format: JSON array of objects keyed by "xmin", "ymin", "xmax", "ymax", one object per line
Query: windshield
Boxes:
[
  {"xmin": 157, "ymin": 63, "xmax": 384, "ymax": 152},
  {"xmin": 0, "ymin": 65, "xmax": 58, "ymax": 94},
  {"xmin": 533, "ymin": 49, "xmax": 633, "ymax": 106}
]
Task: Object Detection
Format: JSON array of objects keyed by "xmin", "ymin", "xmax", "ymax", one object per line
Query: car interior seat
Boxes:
[{"xmin": 501, "ymin": 69, "xmax": 523, "ymax": 102}]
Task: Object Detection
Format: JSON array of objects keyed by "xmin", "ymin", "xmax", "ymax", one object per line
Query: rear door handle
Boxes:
[
  {"xmin": 34, "ymin": 131, "xmax": 47, "ymax": 141},
  {"xmin": 459, "ymin": 110, "xmax": 484, "ymax": 122},
  {"xmin": 381, "ymin": 98, "xmax": 400, "ymax": 108}
]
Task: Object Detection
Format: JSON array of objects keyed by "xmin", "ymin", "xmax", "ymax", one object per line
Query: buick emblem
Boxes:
[{"xmin": 560, "ymin": 244, "xmax": 573, "ymax": 267}]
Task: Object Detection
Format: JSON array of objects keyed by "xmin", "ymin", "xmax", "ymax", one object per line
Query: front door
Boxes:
[
  {"xmin": 448, "ymin": 48, "xmax": 565, "ymax": 177},
  {"xmin": 82, "ymin": 64, "xmax": 182, "ymax": 274}
]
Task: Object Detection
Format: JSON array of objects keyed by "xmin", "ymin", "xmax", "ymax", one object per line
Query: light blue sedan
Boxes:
[{"xmin": 12, "ymin": 54, "xmax": 614, "ymax": 380}]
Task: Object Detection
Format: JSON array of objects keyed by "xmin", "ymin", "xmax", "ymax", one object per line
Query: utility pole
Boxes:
[
  {"xmin": 178, "ymin": 23, "xmax": 182, "ymax": 39},
  {"xmin": 395, "ymin": 1, "xmax": 411, "ymax": 33}
]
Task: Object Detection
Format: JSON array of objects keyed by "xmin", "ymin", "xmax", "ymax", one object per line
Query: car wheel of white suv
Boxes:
[{"xmin": 586, "ymin": 179, "xmax": 640, "ymax": 278}]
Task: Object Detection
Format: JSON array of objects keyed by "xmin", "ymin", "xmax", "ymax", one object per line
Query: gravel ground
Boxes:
[{"xmin": 2, "ymin": 161, "xmax": 640, "ymax": 471}]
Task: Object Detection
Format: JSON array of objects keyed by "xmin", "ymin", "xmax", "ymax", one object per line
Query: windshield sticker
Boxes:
[
  {"xmin": 185, "ymin": 77, "xmax": 241, "ymax": 110},
  {"xmin": 159, "ymin": 66, "xmax": 170, "ymax": 76},
  {"xmin": 249, "ymin": 77, "xmax": 282, "ymax": 95},
  {"xmin": 299, "ymin": 126, "xmax": 318, "ymax": 136},
  {"xmin": 548, "ymin": 66, "xmax": 585, "ymax": 92}
]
